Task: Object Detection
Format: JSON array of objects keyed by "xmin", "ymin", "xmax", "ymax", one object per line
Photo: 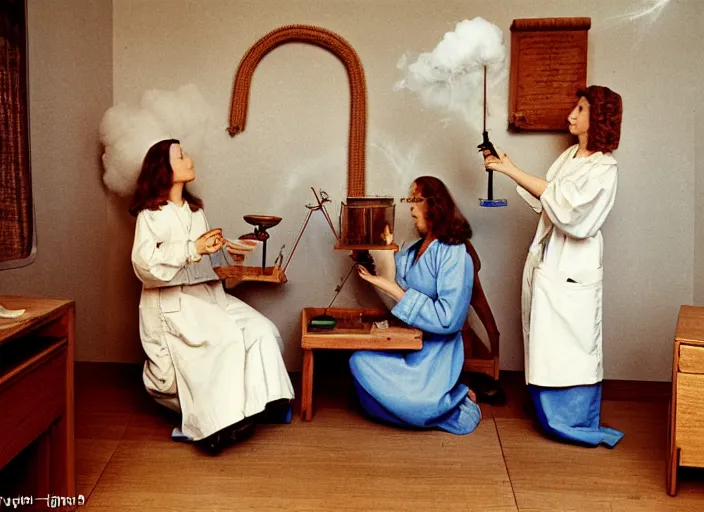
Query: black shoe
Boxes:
[
  {"xmin": 228, "ymin": 418, "xmax": 256, "ymax": 442},
  {"xmin": 467, "ymin": 372, "xmax": 507, "ymax": 406},
  {"xmin": 197, "ymin": 418, "xmax": 256, "ymax": 455},
  {"xmin": 261, "ymin": 399, "xmax": 292, "ymax": 424},
  {"xmin": 198, "ymin": 432, "xmax": 227, "ymax": 455}
]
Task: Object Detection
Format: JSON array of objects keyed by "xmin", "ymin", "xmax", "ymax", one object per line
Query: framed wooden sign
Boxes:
[{"xmin": 508, "ymin": 17, "xmax": 591, "ymax": 132}]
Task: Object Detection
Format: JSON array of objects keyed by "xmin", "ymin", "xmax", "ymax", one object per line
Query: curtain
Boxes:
[{"xmin": 0, "ymin": 0, "xmax": 32, "ymax": 263}]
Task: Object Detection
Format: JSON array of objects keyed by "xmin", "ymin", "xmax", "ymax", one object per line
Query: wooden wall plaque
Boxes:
[{"xmin": 508, "ymin": 17, "xmax": 591, "ymax": 132}]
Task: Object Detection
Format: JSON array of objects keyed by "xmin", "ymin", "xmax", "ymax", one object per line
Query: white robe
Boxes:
[
  {"xmin": 519, "ymin": 145, "xmax": 618, "ymax": 387},
  {"xmin": 131, "ymin": 201, "xmax": 294, "ymax": 441}
]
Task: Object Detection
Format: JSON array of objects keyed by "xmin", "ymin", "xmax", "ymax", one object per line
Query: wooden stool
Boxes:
[
  {"xmin": 299, "ymin": 307, "xmax": 422, "ymax": 421},
  {"xmin": 462, "ymin": 240, "xmax": 500, "ymax": 381}
]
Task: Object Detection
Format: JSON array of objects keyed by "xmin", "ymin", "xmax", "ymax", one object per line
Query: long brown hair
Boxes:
[
  {"xmin": 577, "ymin": 86, "xmax": 622, "ymax": 153},
  {"xmin": 412, "ymin": 176, "xmax": 472, "ymax": 244},
  {"xmin": 128, "ymin": 138, "xmax": 204, "ymax": 217}
]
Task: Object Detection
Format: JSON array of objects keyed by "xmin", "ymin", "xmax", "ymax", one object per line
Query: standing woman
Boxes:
[
  {"xmin": 352, "ymin": 176, "xmax": 482, "ymax": 435},
  {"xmin": 484, "ymin": 86, "xmax": 623, "ymax": 447}
]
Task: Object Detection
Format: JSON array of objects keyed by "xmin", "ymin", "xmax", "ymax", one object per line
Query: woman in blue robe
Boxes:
[{"xmin": 350, "ymin": 176, "xmax": 482, "ymax": 435}]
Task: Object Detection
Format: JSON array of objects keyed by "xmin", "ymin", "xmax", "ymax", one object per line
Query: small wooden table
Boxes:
[
  {"xmin": 667, "ymin": 305, "xmax": 704, "ymax": 496},
  {"xmin": 300, "ymin": 307, "xmax": 422, "ymax": 421},
  {"xmin": 0, "ymin": 296, "xmax": 77, "ymax": 510}
]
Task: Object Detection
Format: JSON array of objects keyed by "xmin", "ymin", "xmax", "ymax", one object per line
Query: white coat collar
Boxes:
[{"xmin": 566, "ymin": 144, "xmax": 617, "ymax": 166}]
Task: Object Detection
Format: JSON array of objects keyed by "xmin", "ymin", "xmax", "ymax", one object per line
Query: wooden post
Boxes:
[
  {"xmin": 667, "ymin": 336, "xmax": 679, "ymax": 496},
  {"xmin": 301, "ymin": 349, "xmax": 314, "ymax": 421}
]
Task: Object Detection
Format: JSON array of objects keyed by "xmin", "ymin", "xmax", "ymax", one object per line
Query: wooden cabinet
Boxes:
[
  {"xmin": 0, "ymin": 296, "xmax": 77, "ymax": 510},
  {"xmin": 668, "ymin": 305, "xmax": 704, "ymax": 495}
]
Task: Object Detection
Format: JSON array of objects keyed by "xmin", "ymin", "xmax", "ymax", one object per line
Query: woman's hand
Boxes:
[
  {"xmin": 195, "ymin": 229, "xmax": 224, "ymax": 255},
  {"xmin": 483, "ymin": 147, "xmax": 517, "ymax": 175},
  {"xmin": 483, "ymin": 146, "xmax": 549, "ymax": 197},
  {"xmin": 381, "ymin": 224, "xmax": 394, "ymax": 246},
  {"xmin": 356, "ymin": 264, "xmax": 379, "ymax": 285},
  {"xmin": 356, "ymin": 264, "xmax": 406, "ymax": 302}
]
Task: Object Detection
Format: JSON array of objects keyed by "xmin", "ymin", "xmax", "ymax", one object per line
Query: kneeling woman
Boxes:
[
  {"xmin": 130, "ymin": 139, "xmax": 294, "ymax": 453},
  {"xmin": 351, "ymin": 176, "xmax": 481, "ymax": 435}
]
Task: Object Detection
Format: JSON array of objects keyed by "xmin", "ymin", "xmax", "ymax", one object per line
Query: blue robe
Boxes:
[
  {"xmin": 529, "ymin": 384, "xmax": 624, "ymax": 447},
  {"xmin": 349, "ymin": 239, "xmax": 482, "ymax": 435}
]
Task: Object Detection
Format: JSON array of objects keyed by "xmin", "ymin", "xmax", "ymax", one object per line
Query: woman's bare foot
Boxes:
[{"xmin": 468, "ymin": 389, "xmax": 477, "ymax": 403}]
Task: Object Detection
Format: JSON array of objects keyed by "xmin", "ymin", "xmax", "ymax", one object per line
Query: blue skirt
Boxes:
[
  {"xmin": 349, "ymin": 340, "xmax": 482, "ymax": 435},
  {"xmin": 528, "ymin": 383, "xmax": 624, "ymax": 448}
]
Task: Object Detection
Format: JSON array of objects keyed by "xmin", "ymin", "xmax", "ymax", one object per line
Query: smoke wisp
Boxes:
[{"xmin": 99, "ymin": 84, "xmax": 216, "ymax": 197}]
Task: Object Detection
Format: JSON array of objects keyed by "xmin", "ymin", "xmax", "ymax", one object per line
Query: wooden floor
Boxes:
[{"xmin": 71, "ymin": 360, "xmax": 704, "ymax": 512}]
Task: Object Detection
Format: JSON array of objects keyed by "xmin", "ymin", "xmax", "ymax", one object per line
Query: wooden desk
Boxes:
[
  {"xmin": 300, "ymin": 307, "xmax": 422, "ymax": 421},
  {"xmin": 667, "ymin": 305, "xmax": 704, "ymax": 496},
  {"xmin": 0, "ymin": 296, "xmax": 77, "ymax": 510}
]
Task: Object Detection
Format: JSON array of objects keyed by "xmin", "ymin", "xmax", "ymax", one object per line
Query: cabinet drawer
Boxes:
[
  {"xmin": 675, "ymin": 372, "xmax": 704, "ymax": 467},
  {"xmin": 0, "ymin": 339, "xmax": 66, "ymax": 469},
  {"xmin": 679, "ymin": 344, "xmax": 704, "ymax": 374}
]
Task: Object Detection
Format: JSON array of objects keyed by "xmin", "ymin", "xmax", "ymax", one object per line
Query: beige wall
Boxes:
[
  {"xmin": 108, "ymin": 0, "xmax": 698, "ymax": 380},
  {"xmin": 3, "ymin": 0, "xmax": 696, "ymax": 381},
  {"xmin": 695, "ymin": 2, "xmax": 704, "ymax": 305},
  {"xmin": 0, "ymin": 0, "xmax": 113, "ymax": 360}
]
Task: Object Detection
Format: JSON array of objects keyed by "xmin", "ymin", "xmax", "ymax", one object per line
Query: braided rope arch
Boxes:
[{"xmin": 228, "ymin": 24, "xmax": 367, "ymax": 197}]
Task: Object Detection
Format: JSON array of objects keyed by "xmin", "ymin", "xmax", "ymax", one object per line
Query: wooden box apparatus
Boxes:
[{"xmin": 336, "ymin": 197, "xmax": 397, "ymax": 251}]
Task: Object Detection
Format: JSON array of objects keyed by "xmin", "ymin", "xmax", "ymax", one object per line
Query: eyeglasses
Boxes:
[{"xmin": 400, "ymin": 197, "xmax": 425, "ymax": 203}]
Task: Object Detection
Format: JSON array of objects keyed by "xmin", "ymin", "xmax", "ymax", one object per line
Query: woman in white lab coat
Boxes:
[
  {"xmin": 129, "ymin": 139, "xmax": 294, "ymax": 453},
  {"xmin": 484, "ymin": 86, "xmax": 624, "ymax": 447}
]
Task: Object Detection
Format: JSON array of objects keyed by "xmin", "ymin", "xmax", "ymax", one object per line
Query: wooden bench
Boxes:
[{"xmin": 299, "ymin": 307, "xmax": 422, "ymax": 421}]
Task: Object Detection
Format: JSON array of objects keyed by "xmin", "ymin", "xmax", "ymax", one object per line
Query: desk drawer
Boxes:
[
  {"xmin": 679, "ymin": 344, "xmax": 704, "ymax": 374},
  {"xmin": 675, "ymin": 372, "xmax": 704, "ymax": 467},
  {"xmin": 0, "ymin": 338, "xmax": 67, "ymax": 469}
]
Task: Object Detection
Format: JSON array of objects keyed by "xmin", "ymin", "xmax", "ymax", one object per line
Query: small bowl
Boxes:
[{"xmin": 243, "ymin": 215, "xmax": 282, "ymax": 230}]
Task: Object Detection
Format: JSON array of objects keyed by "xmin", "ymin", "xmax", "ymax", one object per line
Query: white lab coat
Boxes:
[
  {"xmin": 518, "ymin": 145, "xmax": 618, "ymax": 387},
  {"xmin": 131, "ymin": 201, "xmax": 294, "ymax": 441}
]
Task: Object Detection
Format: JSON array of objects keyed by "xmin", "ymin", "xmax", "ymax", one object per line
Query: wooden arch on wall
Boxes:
[{"xmin": 228, "ymin": 24, "xmax": 367, "ymax": 198}]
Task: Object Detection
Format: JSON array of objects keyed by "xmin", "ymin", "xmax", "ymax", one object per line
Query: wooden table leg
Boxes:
[
  {"xmin": 301, "ymin": 349, "xmax": 314, "ymax": 421},
  {"xmin": 667, "ymin": 448, "xmax": 679, "ymax": 496},
  {"xmin": 50, "ymin": 307, "xmax": 77, "ymax": 510},
  {"xmin": 666, "ymin": 396, "xmax": 678, "ymax": 496},
  {"xmin": 667, "ymin": 342, "xmax": 679, "ymax": 497}
]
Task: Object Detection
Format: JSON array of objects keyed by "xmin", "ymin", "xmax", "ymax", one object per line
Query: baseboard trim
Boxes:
[{"xmin": 74, "ymin": 363, "xmax": 671, "ymax": 403}]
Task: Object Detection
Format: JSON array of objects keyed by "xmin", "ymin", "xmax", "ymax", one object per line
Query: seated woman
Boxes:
[
  {"xmin": 129, "ymin": 139, "xmax": 294, "ymax": 453},
  {"xmin": 351, "ymin": 176, "xmax": 481, "ymax": 435}
]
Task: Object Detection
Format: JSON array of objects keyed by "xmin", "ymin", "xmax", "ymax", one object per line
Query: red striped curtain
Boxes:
[{"xmin": 0, "ymin": 0, "xmax": 33, "ymax": 263}]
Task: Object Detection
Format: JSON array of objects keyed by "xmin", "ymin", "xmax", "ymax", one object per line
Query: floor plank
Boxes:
[
  {"xmin": 84, "ymin": 404, "xmax": 516, "ymax": 511},
  {"xmin": 496, "ymin": 401, "xmax": 704, "ymax": 511},
  {"xmin": 70, "ymin": 363, "xmax": 703, "ymax": 511},
  {"xmin": 76, "ymin": 412, "xmax": 132, "ymax": 499}
]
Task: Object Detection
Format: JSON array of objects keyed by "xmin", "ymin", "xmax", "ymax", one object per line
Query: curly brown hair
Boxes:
[
  {"xmin": 128, "ymin": 139, "xmax": 204, "ymax": 217},
  {"xmin": 412, "ymin": 176, "xmax": 472, "ymax": 244},
  {"xmin": 577, "ymin": 86, "xmax": 622, "ymax": 153}
]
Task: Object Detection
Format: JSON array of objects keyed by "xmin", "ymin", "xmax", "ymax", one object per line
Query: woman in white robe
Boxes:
[
  {"xmin": 484, "ymin": 86, "xmax": 624, "ymax": 447},
  {"xmin": 129, "ymin": 139, "xmax": 294, "ymax": 453}
]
